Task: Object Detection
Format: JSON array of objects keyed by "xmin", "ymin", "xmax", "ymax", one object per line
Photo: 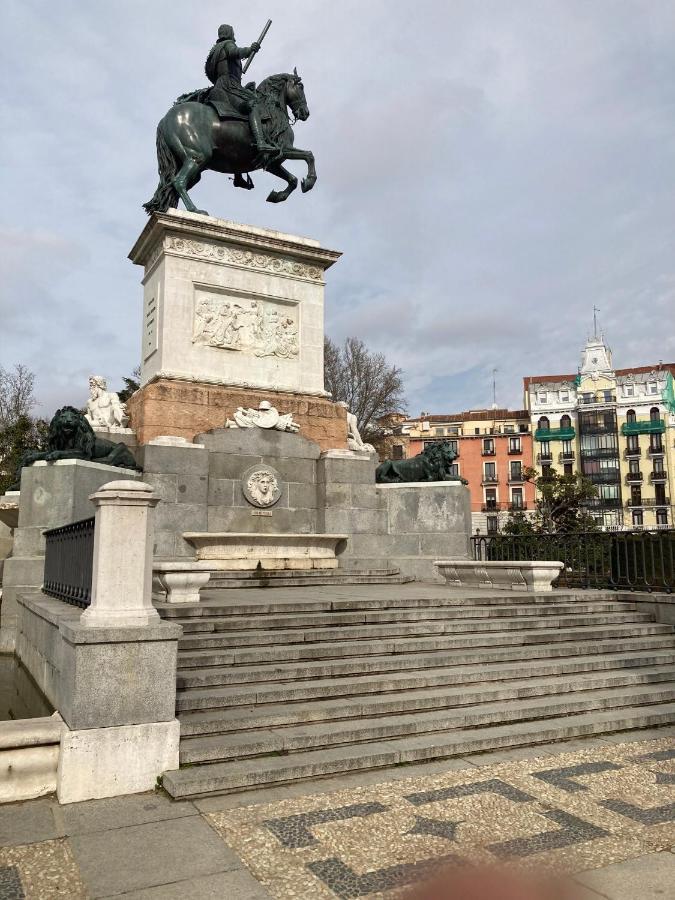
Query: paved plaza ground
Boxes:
[{"xmin": 0, "ymin": 727, "xmax": 673, "ymax": 899}]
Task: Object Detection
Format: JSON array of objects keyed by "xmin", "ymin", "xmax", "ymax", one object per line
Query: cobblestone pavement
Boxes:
[{"xmin": 0, "ymin": 730, "xmax": 673, "ymax": 899}]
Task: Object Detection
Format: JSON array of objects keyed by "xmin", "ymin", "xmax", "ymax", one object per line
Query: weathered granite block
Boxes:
[
  {"xmin": 137, "ymin": 443, "xmax": 209, "ymax": 477},
  {"xmin": 58, "ymin": 621, "xmax": 181, "ymax": 730},
  {"xmin": 197, "ymin": 427, "xmax": 321, "ymax": 459}
]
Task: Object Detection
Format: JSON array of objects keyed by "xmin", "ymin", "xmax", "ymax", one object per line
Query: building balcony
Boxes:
[
  {"xmin": 625, "ymin": 471, "xmax": 644, "ymax": 484},
  {"xmin": 579, "ymin": 394, "xmax": 616, "ymax": 406},
  {"xmin": 624, "ymin": 447, "xmax": 641, "ymax": 459},
  {"xmin": 534, "ymin": 427, "xmax": 576, "ymax": 442},
  {"xmin": 481, "ymin": 447, "xmax": 496, "ymax": 456},
  {"xmin": 650, "ymin": 470, "xmax": 668, "ymax": 483},
  {"xmin": 558, "ymin": 451, "xmax": 575, "ymax": 463},
  {"xmin": 509, "ymin": 502, "xmax": 528, "ymax": 511},
  {"xmin": 481, "ymin": 474, "xmax": 498, "ymax": 485},
  {"xmin": 621, "ymin": 419, "xmax": 666, "ymax": 437},
  {"xmin": 626, "ymin": 498, "xmax": 671, "ymax": 508},
  {"xmin": 481, "ymin": 501, "xmax": 507, "ymax": 512},
  {"xmin": 647, "ymin": 444, "xmax": 665, "ymax": 458},
  {"xmin": 507, "ymin": 446, "xmax": 522, "ymax": 455},
  {"xmin": 537, "ymin": 453, "xmax": 553, "ymax": 464},
  {"xmin": 584, "ymin": 498, "xmax": 623, "ymax": 509},
  {"xmin": 581, "ymin": 447, "xmax": 619, "ymax": 460},
  {"xmin": 586, "ymin": 471, "xmax": 621, "ymax": 484},
  {"xmin": 508, "ymin": 473, "xmax": 525, "ymax": 483}
]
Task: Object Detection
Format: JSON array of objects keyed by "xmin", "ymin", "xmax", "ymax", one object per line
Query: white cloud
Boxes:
[{"xmin": 1, "ymin": 0, "xmax": 674, "ymax": 419}]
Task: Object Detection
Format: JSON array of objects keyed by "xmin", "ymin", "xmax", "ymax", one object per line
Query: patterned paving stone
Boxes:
[
  {"xmin": 264, "ymin": 802, "xmax": 388, "ymax": 849},
  {"xmin": 0, "ymin": 867, "xmax": 24, "ymax": 900},
  {"xmin": 404, "ymin": 778, "xmax": 534, "ymax": 807},
  {"xmin": 307, "ymin": 853, "xmax": 458, "ymax": 899},
  {"xmin": 209, "ymin": 736, "xmax": 675, "ymax": 899},
  {"xmin": 405, "ymin": 815, "xmax": 460, "ymax": 842},
  {"xmin": 489, "ymin": 809, "xmax": 609, "ymax": 858},
  {"xmin": 600, "ymin": 798, "xmax": 675, "ymax": 826},
  {"xmin": 531, "ymin": 761, "xmax": 622, "ymax": 793}
]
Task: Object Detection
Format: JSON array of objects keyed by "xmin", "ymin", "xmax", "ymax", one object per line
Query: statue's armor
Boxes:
[{"xmin": 206, "ymin": 39, "xmax": 257, "ymax": 120}]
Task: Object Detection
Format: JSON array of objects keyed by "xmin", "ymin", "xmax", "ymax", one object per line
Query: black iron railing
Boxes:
[
  {"xmin": 471, "ymin": 529, "xmax": 675, "ymax": 593},
  {"xmin": 43, "ymin": 517, "xmax": 95, "ymax": 608}
]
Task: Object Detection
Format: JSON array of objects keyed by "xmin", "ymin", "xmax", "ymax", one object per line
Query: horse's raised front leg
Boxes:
[
  {"xmin": 265, "ymin": 161, "xmax": 298, "ymax": 203},
  {"xmin": 278, "ymin": 147, "xmax": 317, "ymax": 193}
]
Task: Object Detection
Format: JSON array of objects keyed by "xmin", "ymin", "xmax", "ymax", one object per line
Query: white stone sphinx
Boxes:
[
  {"xmin": 84, "ymin": 376, "xmax": 130, "ymax": 431},
  {"xmin": 225, "ymin": 400, "xmax": 299, "ymax": 433}
]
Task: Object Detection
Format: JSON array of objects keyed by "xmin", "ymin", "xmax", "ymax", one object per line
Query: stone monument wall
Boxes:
[{"xmin": 127, "ymin": 379, "xmax": 347, "ymax": 453}]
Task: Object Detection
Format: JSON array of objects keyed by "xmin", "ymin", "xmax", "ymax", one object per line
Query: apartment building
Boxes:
[
  {"xmin": 524, "ymin": 334, "xmax": 675, "ymax": 529},
  {"xmin": 405, "ymin": 408, "xmax": 535, "ymax": 533}
]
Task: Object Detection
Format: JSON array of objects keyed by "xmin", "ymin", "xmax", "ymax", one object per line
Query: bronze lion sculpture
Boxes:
[
  {"xmin": 13, "ymin": 406, "xmax": 139, "ymax": 487},
  {"xmin": 376, "ymin": 440, "xmax": 467, "ymax": 484}
]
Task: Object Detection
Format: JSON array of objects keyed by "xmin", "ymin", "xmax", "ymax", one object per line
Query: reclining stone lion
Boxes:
[
  {"xmin": 13, "ymin": 405, "xmax": 139, "ymax": 488},
  {"xmin": 376, "ymin": 440, "xmax": 467, "ymax": 484}
]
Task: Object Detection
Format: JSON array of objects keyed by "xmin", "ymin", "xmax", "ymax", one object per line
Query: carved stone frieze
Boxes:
[{"xmin": 165, "ymin": 236, "xmax": 323, "ymax": 281}]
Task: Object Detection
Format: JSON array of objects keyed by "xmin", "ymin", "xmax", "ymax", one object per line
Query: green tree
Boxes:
[
  {"xmin": 502, "ymin": 467, "xmax": 598, "ymax": 535},
  {"xmin": 0, "ymin": 365, "xmax": 49, "ymax": 494},
  {"xmin": 117, "ymin": 366, "xmax": 141, "ymax": 404}
]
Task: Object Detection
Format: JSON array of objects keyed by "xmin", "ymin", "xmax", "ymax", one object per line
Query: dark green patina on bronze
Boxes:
[
  {"xmin": 144, "ymin": 21, "xmax": 316, "ymax": 216},
  {"xmin": 376, "ymin": 441, "xmax": 467, "ymax": 484},
  {"xmin": 12, "ymin": 406, "xmax": 139, "ymax": 489}
]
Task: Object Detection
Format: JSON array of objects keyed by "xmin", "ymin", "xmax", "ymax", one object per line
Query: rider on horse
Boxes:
[{"xmin": 205, "ymin": 24, "xmax": 277, "ymax": 156}]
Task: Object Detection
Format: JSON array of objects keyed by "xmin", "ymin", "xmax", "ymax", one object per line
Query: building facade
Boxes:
[
  {"xmin": 524, "ymin": 335, "xmax": 675, "ymax": 530},
  {"xmin": 405, "ymin": 408, "xmax": 535, "ymax": 534}
]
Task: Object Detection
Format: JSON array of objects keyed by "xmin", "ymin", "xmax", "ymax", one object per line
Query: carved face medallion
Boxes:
[{"xmin": 242, "ymin": 465, "xmax": 282, "ymax": 508}]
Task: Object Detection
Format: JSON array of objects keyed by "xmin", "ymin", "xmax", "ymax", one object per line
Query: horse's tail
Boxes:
[{"xmin": 143, "ymin": 123, "xmax": 179, "ymax": 215}]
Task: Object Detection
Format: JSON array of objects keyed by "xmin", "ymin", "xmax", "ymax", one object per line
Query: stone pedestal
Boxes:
[
  {"xmin": 127, "ymin": 210, "xmax": 346, "ymax": 450},
  {"xmin": 80, "ymin": 481, "xmax": 160, "ymax": 628}
]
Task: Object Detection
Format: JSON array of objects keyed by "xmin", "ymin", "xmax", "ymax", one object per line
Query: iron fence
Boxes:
[
  {"xmin": 43, "ymin": 517, "xmax": 95, "ymax": 607},
  {"xmin": 471, "ymin": 529, "xmax": 675, "ymax": 593}
]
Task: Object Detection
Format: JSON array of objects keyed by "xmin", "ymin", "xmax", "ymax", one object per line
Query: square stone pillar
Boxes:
[{"xmin": 80, "ymin": 481, "xmax": 160, "ymax": 628}]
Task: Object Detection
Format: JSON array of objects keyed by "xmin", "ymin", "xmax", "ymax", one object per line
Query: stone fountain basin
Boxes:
[{"xmin": 182, "ymin": 532, "xmax": 348, "ymax": 571}]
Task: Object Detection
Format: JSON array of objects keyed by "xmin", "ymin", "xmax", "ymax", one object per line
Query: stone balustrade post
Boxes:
[{"xmin": 80, "ymin": 480, "xmax": 160, "ymax": 628}]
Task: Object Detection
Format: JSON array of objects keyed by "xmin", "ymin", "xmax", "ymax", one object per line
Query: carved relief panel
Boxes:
[{"xmin": 192, "ymin": 290, "xmax": 299, "ymax": 360}]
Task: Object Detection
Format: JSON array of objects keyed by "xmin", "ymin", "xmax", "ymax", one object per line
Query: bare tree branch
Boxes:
[{"xmin": 324, "ymin": 337, "xmax": 407, "ymax": 433}]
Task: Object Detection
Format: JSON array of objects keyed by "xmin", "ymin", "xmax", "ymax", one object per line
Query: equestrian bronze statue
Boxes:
[{"xmin": 144, "ymin": 21, "xmax": 317, "ymax": 216}]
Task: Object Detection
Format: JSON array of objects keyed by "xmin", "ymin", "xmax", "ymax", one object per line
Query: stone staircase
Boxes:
[{"xmin": 157, "ymin": 585, "xmax": 675, "ymax": 799}]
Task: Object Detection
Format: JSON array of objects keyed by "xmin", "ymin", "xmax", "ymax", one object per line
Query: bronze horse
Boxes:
[{"xmin": 144, "ymin": 72, "xmax": 316, "ymax": 215}]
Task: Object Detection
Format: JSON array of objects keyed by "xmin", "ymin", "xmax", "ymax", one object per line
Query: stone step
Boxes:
[
  {"xmin": 158, "ymin": 590, "xmax": 620, "ymax": 618},
  {"xmin": 175, "ymin": 644, "xmax": 675, "ymax": 705},
  {"xmin": 178, "ymin": 681, "xmax": 675, "ymax": 763},
  {"xmin": 174, "ymin": 604, "xmax": 643, "ymax": 633},
  {"xmin": 176, "ymin": 612, "xmax": 653, "ymax": 644},
  {"xmin": 206, "ymin": 572, "xmax": 413, "ymax": 589},
  {"xmin": 162, "ymin": 701, "xmax": 675, "ymax": 797},
  {"xmin": 177, "ymin": 665, "xmax": 675, "ymax": 736},
  {"xmin": 177, "ymin": 622, "xmax": 673, "ymax": 661}
]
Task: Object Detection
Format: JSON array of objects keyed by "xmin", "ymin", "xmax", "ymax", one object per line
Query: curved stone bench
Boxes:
[{"xmin": 435, "ymin": 559, "xmax": 564, "ymax": 593}]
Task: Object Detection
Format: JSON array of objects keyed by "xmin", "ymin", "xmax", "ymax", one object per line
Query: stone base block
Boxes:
[
  {"xmin": 183, "ymin": 532, "xmax": 347, "ymax": 571},
  {"xmin": 435, "ymin": 559, "xmax": 564, "ymax": 592},
  {"xmin": 127, "ymin": 378, "xmax": 348, "ymax": 453},
  {"xmin": 57, "ymin": 719, "xmax": 180, "ymax": 803},
  {"xmin": 0, "ymin": 713, "xmax": 63, "ymax": 804}
]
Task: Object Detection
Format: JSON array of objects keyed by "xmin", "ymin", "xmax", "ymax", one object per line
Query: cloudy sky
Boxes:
[{"xmin": 2, "ymin": 1, "xmax": 674, "ymax": 418}]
